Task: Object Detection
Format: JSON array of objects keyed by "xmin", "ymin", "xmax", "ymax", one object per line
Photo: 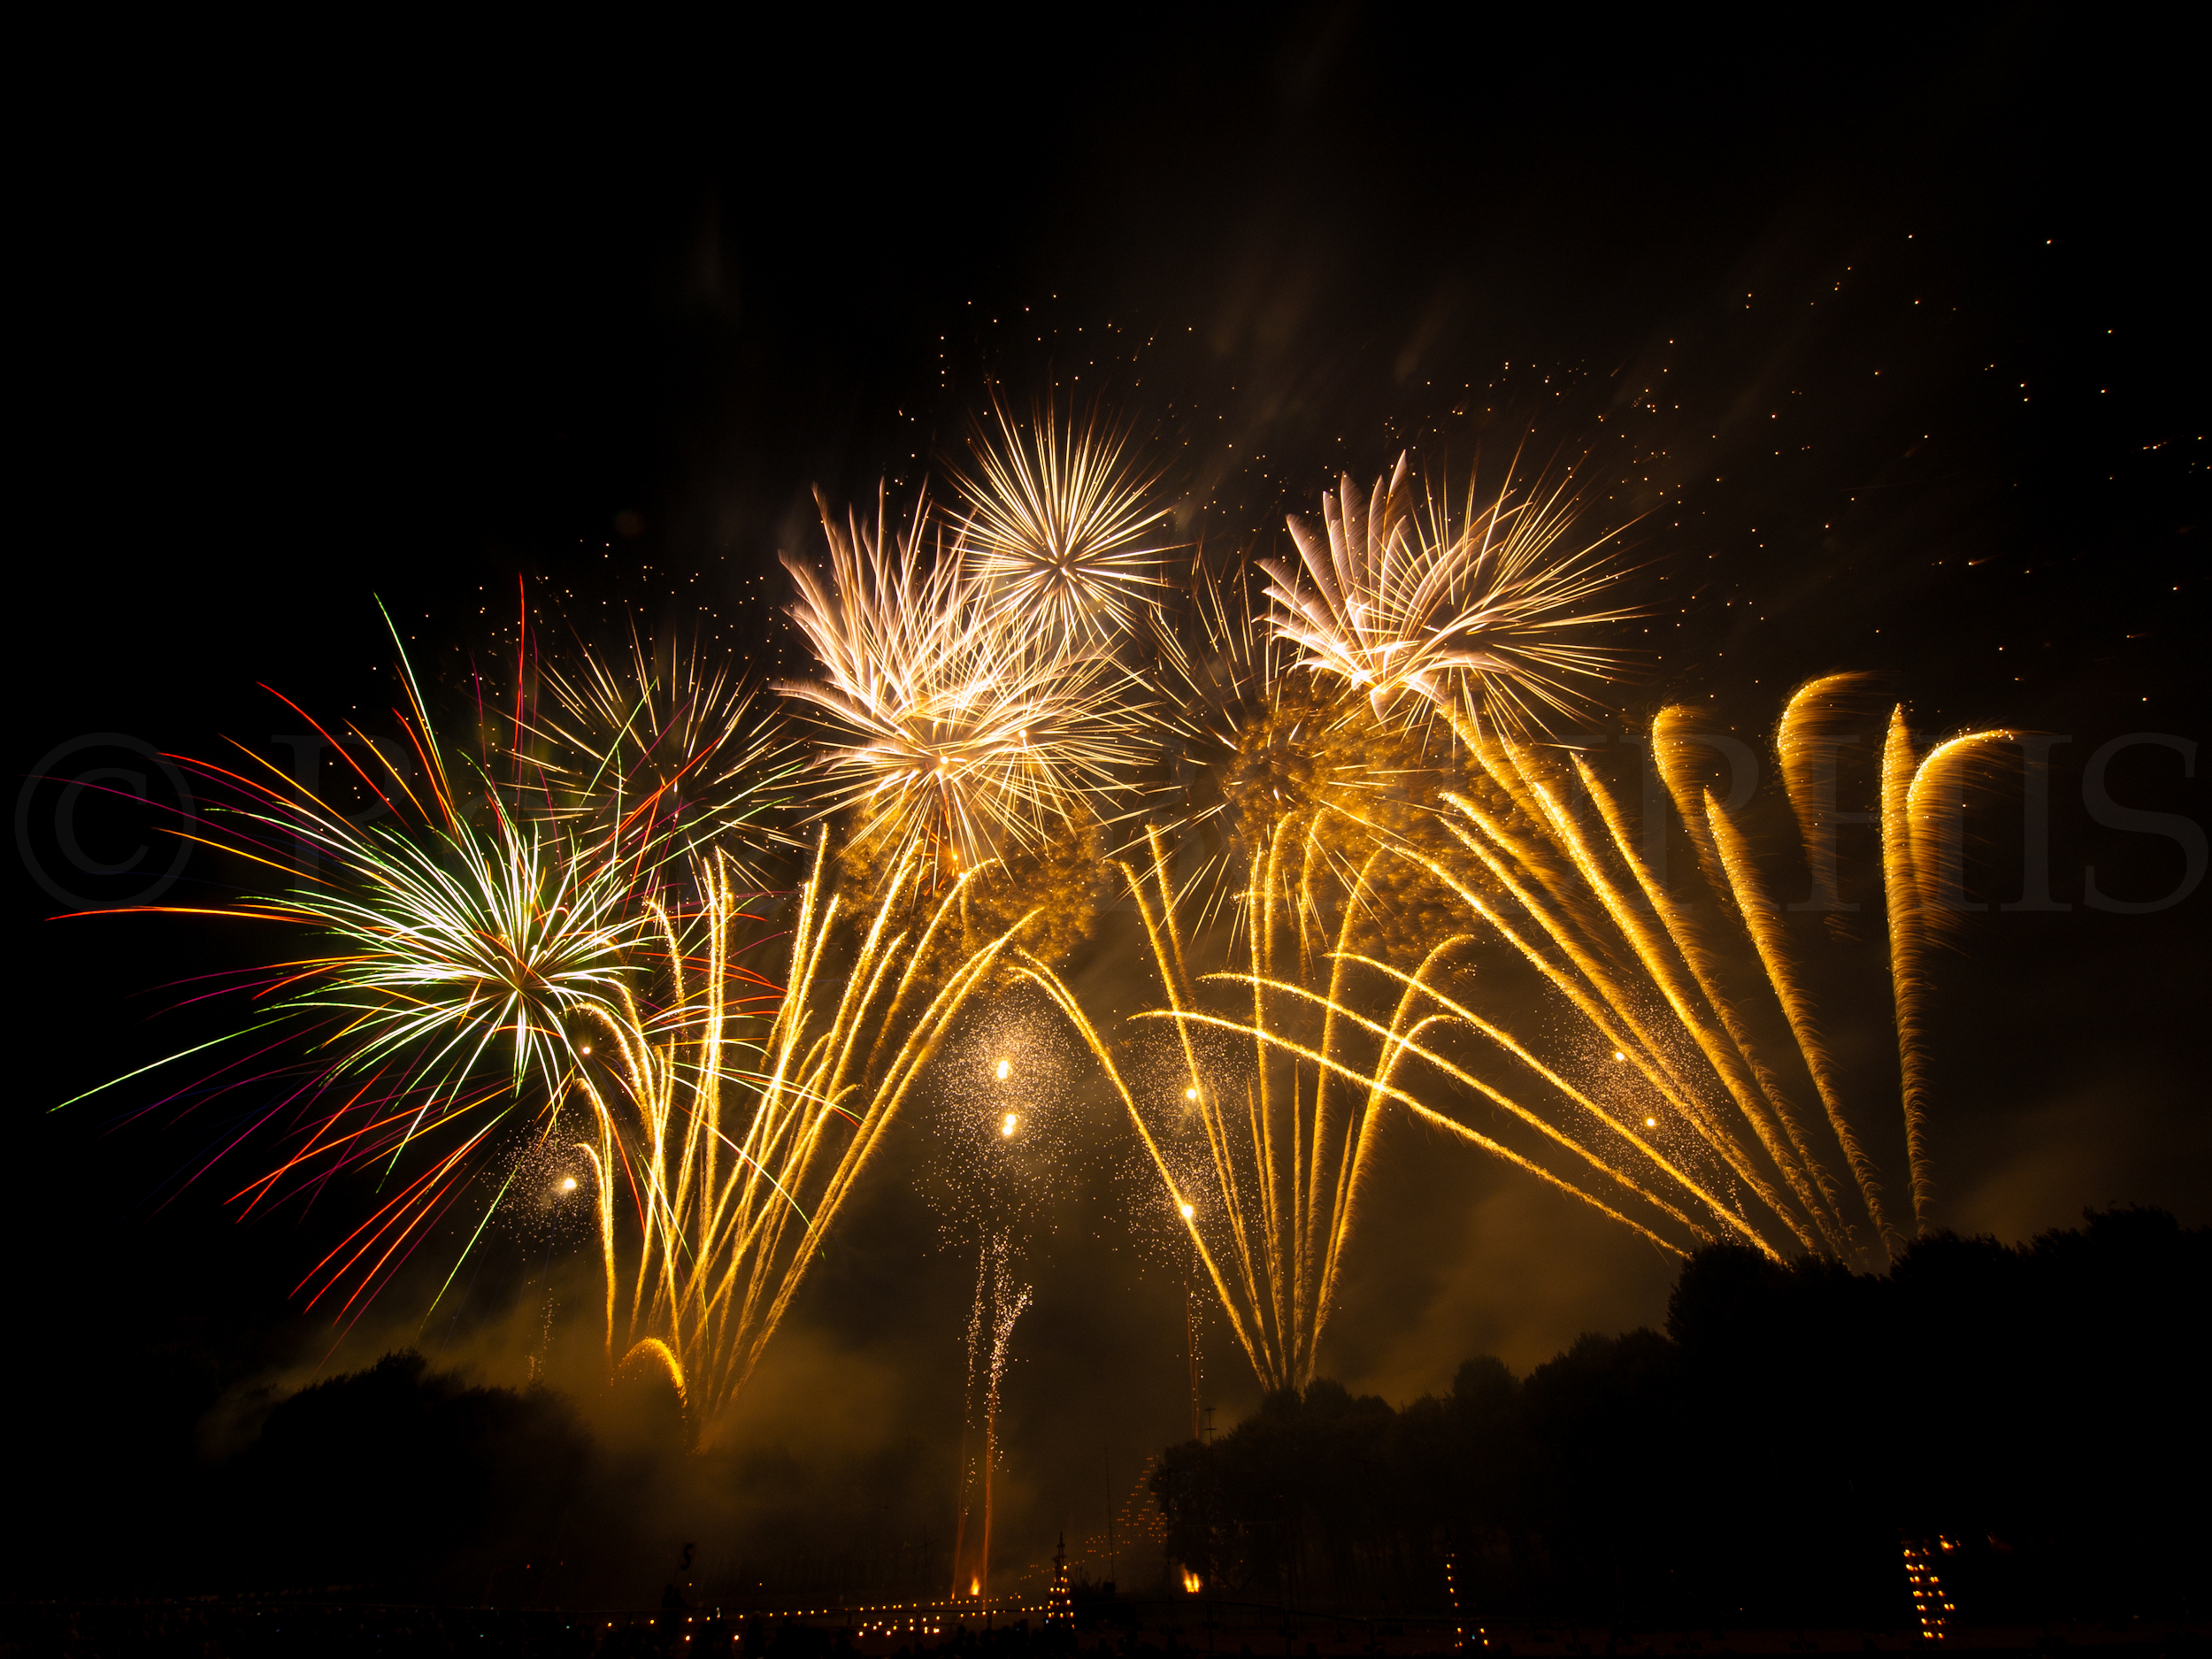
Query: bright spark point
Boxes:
[
  {"xmin": 1001, "ymin": 1112, "xmax": 1018, "ymax": 1137},
  {"xmin": 561, "ymin": 1177, "xmax": 578, "ymax": 1192},
  {"xmin": 1179, "ymin": 1202, "xmax": 1194, "ymax": 1220},
  {"xmin": 1185, "ymin": 1087, "xmax": 1199, "ymax": 1101},
  {"xmin": 1613, "ymin": 1050, "xmax": 1626, "ymax": 1062},
  {"xmin": 1645, "ymin": 1118, "xmax": 1657, "ymax": 1128},
  {"xmin": 995, "ymin": 1059, "xmax": 1011, "ymax": 1081}
]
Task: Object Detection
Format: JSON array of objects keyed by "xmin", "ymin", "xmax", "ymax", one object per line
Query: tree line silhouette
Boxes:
[{"xmin": 1151, "ymin": 1207, "xmax": 2208, "ymax": 1628}]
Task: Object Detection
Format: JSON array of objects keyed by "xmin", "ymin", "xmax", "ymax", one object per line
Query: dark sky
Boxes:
[{"xmin": 10, "ymin": 8, "xmax": 2204, "ymax": 1601}]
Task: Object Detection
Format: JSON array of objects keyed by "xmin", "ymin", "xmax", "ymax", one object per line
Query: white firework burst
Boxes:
[
  {"xmin": 775, "ymin": 483, "xmax": 1139, "ymax": 872},
  {"xmin": 1257, "ymin": 453, "xmax": 1634, "ymax": 736},
  {"xmin": 952, "ymin": 402, "xmax": 1170, "ymax": 641}
]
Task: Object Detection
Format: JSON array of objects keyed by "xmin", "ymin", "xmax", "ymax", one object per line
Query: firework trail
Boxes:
[
  {"xmin": 950, "ymin": 1231, "xmax": 1030, "ymax": 1598},
  {"xmin": 952, "ymin": 400, "xmax": 1171, "ymax": 643},
  {"xmin": 1882, "ymin": 713, "xmax": 2016, "ymax": 1234},
  {"xmin": 1257, "ymin": 454, "xmax": 1638, "ymax": 740},
  {"xmin": 573, "ymin": 832, "xmax": 1041, "ymax": 1438},
  {"xmin": 775, "ymin": 482, "xmax": 1141, "ymax": 879},
  {"xmin": 1030, "ymin": 666, "xmax": 2015, "ymax": 1389}
]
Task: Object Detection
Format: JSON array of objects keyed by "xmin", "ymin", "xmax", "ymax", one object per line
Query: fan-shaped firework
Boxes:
[
  {"xmin": 571, "ymin": 834, "xmax": 1031, "ymax": 1438},
  {"xmin": 952, "ymin": 401, "xmax": 1169, "ymax": 641},
  {"xmin": 1258, "ymin": 453, "xmax": 1636, "ymax": 739},
  {"xmin": 1022, "ymin": 819, "xmax": 1413, "ymax": 1392},
  {"xmin": 1032, "ymin": 677, "xmax": 2018, "ymax": 1391},
  {"xmin": 775, "ymin": 483, "xmax": 1140, "ymax": 877}
]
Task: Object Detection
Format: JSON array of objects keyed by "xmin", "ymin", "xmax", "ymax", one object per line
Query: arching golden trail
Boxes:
[{"xmin": 570, "ymin": 833, "xmax": 1034, "ymax": 1440}]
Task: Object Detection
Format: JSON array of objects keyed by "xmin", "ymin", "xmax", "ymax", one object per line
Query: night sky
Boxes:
[{"xmin": 10, "ymin": 11, "xmax": 2203, "ymax": 1604}]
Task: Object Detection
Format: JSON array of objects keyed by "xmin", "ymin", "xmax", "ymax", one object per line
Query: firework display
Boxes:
[{"xmin": 75, "ymin": 403, "xmax": 2024, "ymax": 1425}]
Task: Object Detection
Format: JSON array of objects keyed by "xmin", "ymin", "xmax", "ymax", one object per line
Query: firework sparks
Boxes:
[
  {"xmin": 776, "ymin": 484, "xmax": 1140, "ymax": 877},
  {"xmin": 514, "ymin": 622, "xmax": 803, "ymax": 886},
  {"xmin": 1258, "ymin": 453, "xmax": 1636, "ymax": 738},
  {"xmin": 952, "ymin": 400, "xmax": 1170, "ymax": 641},
  {"xmin": 574, "ymin": 831, "xmax": 1039, "ymax": 1437}
]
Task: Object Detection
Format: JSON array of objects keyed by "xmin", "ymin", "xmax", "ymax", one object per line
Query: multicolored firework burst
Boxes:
[
  {"xmin": 70, "ymin": 618, "xmax": 666, "ymax": 1326},
  {"xmin": 512, "ymin": 621, "xmax": 803, "ymax": 885}
]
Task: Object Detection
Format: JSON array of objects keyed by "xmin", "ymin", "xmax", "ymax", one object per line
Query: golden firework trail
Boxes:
[
  {"xmin": 571, "ymin": 831, "xmax": 1035, "ymax": 1439},
  {"xmin": 1350, "ymin": 695, "xmax": 2015, "ymax": 1269},
  {"xmin": 1257, "ymin": 454, "xmax": 1638, "ymax": 740},
  {"xmin": 1323, "ymin": 694, "xmax": 2016, "ymax": 1268},
  {"xmin": 951, "ymin": 400, "xmax": 1171, "ymax": 642},
  {"xmin": 775, "ymin": 482, "xmax": 1141, "ymax": 879},
  {"xmin": 1027, "ymin": 677, "xmax": 2016, "ymax": 1389},
  {"xmin": 1882, "ymin": 712, "xmax": 2016, "ymax": 1234}
]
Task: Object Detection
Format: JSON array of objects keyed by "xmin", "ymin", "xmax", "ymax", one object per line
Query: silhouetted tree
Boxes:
[
  {"xmin": 224, "ymin": 1350, "xmax": 590, "ymax": 1598},
  {"xmin": 1151, "ymin": 1209, "xmax": 2209, "ymax": 1627}
]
